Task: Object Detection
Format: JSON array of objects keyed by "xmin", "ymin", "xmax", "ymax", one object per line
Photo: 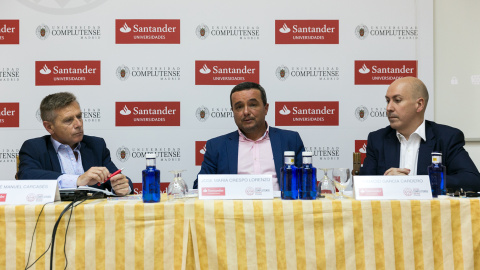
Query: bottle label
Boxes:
[
  {"xmin": 303, "ymin": 156, "xmax": 312, "ymax": 164},
  {"xmin": 284, "ymin": 157, "xmax": 294, "ymax": 165},
  {"xmin": 432, "ymin": 156, "xmax": 442, "ymax": 164}
]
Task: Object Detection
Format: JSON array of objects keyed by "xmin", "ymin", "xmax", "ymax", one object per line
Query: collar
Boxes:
[
  {"xmin": 238, "ymin": 123, "xmax": 270, "ymax": 142},
  {"xmin": 50, "ymin": 137, "xmax": 81, "ymax": 153},
  {"xmin": 396, "ymin": 119, "xmax": 426, "ymax": 142}
]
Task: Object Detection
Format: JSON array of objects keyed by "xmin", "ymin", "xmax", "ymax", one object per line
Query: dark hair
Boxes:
[
  {"xmin": 40, "ymin": 92, "xmax": 78, "ymax": 122},
  {"xmin": 230, "ymin": 82, "xmax": 267, "ymax": 107}
]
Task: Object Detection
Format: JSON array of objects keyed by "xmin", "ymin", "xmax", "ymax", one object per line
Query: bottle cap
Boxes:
[
  {"xmin": 302, "ymin": 151, "xmax": 313, "ymax": 157},
  {"xmin": 284, "ymin": 151, "xmax": 295, "ymax": 156},
  {"xmin": 146, "ymin": 153, "xmax": 156, "ymax": 159}
]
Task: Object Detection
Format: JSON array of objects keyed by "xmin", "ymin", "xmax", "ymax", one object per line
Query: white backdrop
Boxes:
[{"xmin": 0, "ymin": 0, "xmax": 433, "ymax": 192}]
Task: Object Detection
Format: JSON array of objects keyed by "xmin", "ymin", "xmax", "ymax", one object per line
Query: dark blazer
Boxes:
[
  {"xmin": 18, "ymin": 135, "xmax": 133, "ymax": 194},
  {"xmin": 193, "ymin": 127, "xmax": 305, "ymax": 189},
  {"xmin": 360, "ymin": 120, "xmax": 480, "ymax": 191}
]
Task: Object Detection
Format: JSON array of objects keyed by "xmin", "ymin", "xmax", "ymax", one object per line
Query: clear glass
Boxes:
[
  {"xmin": 317, "ymin": 168, "xmax": 335, "ymax": 197},
  {"xmin": 332, "ymin": 168, "xmax": 351, "ymax": 199},
  {"xmin": 167, "ymin": 170, "xmax": 187, "ymax": 200}
]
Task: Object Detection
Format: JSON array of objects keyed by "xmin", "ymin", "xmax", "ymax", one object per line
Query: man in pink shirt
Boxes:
[{"xmin": 193, "ymin": 82, "xmax": 305, "ymax": 190}]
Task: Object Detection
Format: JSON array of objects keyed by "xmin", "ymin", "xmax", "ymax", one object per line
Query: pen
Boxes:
[{"xmin": 97, "ymin": 168, "xmax": 124, "ymax": 186}]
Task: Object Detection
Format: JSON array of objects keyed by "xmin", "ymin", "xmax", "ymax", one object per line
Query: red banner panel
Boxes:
[
  {"xmin": 0, "ymin": 20, "xmax": 19, "ymax": 44},
  {"xmin": 355, "ymin": 60, "xmax": 417, "ymax": 85},
  {"xmin": 35, "ymin": 61, "xmax": 101, "ymax": 86},
  {"xmin": 115, "ymin": 102, "xmax": 180, "ymax": 126},
  {"xmin": 195, "ymin": 60, "xmax": 260, "ymax": 85},
  {"xmin": 275, "ymin": 20, "xmax": 339, "ymax": 44},
  {"xmin": 116, "ymin": 19, "xmax": 180, "ymax": 44},
  {"xmin": 275, "ymin": 101, "xmax": 339, "ymax": 126},
  {"xmin": 0, "ymin": 103, "xmax": 19, "ymax": 127}
]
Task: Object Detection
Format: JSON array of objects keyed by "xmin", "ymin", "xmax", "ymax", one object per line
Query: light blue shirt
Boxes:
[{"xmin": 51, "ymin": 137, "xmax": 84, "ymax": 188}]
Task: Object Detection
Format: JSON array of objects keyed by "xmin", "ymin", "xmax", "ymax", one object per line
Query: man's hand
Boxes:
[
  {"xmin": 110, "ymin": 174, "xmax": 130, "ymax": 196},
  {"xmin": 77, "ymin": 167, "xmax": 110, "ymax": 186},
  {"xmin": 384, "ymin": 168, "xmax": 411, "ymax": 176}
]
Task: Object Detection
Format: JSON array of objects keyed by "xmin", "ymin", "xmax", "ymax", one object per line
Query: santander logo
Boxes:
[
  {"xmin": 279, "ymin": 23, "xmax": 291, "ymax": 33},
  {"xmin": 119, "ymin": 23, "xmax": 131, "ymax": 33},
  {"xmin": 119, "ymin": 105, "xmax": 131, "ymax": 115},
  {"xmin": 358, "ymin": 64, "xmax": 370, "ymax": 74},
  {"xmin": 279, "ymin": 105, "xmax": 291, "ymax": 115},
  {"xmin": 199, "ymin": 64, "xmax": 211, "ymax": 74},
  {"xmin": 39, "ymin": 64, "xmax": 51, "ymax": 75}
]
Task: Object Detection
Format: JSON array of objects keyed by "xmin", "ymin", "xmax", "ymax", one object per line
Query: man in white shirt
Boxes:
[
  {"xmin": 360, "ymin": 77, "xmax": 480, "ymax": 191},
  {"xmin": 19, "ymin": 92, "xmax": 132, "ymax": 196}
]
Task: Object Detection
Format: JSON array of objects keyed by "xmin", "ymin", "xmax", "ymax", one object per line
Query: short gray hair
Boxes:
[{"xmin": 40, "ymin": 92, "xmax": 78, "ymax": 122}]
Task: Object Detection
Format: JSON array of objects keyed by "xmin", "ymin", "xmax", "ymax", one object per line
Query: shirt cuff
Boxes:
[{"xmin": 57, "ymin": 174, "xmax": 79, "ymax": 188}]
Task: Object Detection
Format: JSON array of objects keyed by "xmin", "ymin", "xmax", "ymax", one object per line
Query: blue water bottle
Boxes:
[
  {"xmin": 428, "ymin": 152, "xmax": 447, "ymax": 197},
  {"xmin": 281, "ymin": 151, "xmax": 299, "ymax": 200},
  {"xmin": 300, "ymin": 151, "xmax": 317, "ymax": 200},
  {"xmin": 142, "ymin": 153, "xmax": 161, "ymax": 203}
]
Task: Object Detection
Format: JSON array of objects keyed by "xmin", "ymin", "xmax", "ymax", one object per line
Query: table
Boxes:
[{"xmin": 1, "ymin": 197, "xmax": 479, "ymax": 269}]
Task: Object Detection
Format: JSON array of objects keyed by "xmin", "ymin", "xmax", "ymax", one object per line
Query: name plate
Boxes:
[
  {"xmin": 353, "ymin": 175, "xmax": 432, "ymax": 200},
  {"xmin": 0, "ymin": 180, "xmax": 60, "ymax": 205},
  {"xmin": 198, "ymin": 174, "xmax": 273, "ymax": 200}
]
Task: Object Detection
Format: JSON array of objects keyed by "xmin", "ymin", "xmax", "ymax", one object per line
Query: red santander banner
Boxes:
[
  {"xmin": 0, "ymin": 20, "xmax": 19, "ymax": 44},
  {"xmin": 35, "ymin": 61, "xmax": 101, "ymax": 86},
  {"xmin": 0, "ymin": 103, "xmax": 19, "ymax": 127},
  {"xmin": 195, "ymin": 141, "xmax": 207, "ymax": 166},
  {"xmin": 275, "ymin": 20, "xmax": 339, "ymax": 44},
  {"xmin": 275, "ymin": 101, "xmax": 339, "ymax": 126},
  {"xmin": 355, "ymin": 60, "xmax": 417, "ymax": 85},
  {"xmin": 115, "ymin": 102, "xmax": 180, "ymax": 126},
  {"xmin": 355, "ymin": 140, "xmax": 368, "ymax": 164},
  {"xmin": 132, "ymin": 183, "xmax": 169, "ymax": 194},
  {"xmin": 195, "ymin": 60, "xmax": 259, "ymax": 85},
  {"xmin": 116, "ymin": 19, "xmax": 180, "ymax": 44}
]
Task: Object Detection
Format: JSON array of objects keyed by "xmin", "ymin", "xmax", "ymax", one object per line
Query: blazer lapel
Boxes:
[
  {"xmin": 269, "ymin": 128, "xmax": 283, "ymax": 177},
  {"xmin": 47, "ymin": 138, "xmax": 62, "ymax": 173},
  {"xmin": 417, "ymin": 122, "xmax": 435, "ymax": 175},
  {"xmin": 226, "ymin": 132, "xmax": 239, "ymax": 174},
  {"xmin": 384, "ymin": 130, "xmax": 400, "ymax": 170},
  {"xmin": 79, "ymin": 141, "xmax": 94, "ymax": 172}
]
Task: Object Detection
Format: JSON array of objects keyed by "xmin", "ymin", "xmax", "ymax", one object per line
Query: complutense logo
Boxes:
[
  {"xmin": 36, "ymin": 24, "xmax": 50, "ymax": 40},
  {"xmin": 116, "ymin": 65, "xmax": 130, "ymax": 81},
  {"xmin": 196, "ymin": 106, "xmax": 209, "ymax": 122},
  {"xmin": 116, "ymin": 146, "xmax": 130, "ymax": 162},
  {"xmin": 355, "ymin": 24, "xmax": 369, "ymax": 40},
  {"xmin": 276, "ymin": 65, "xmax": 289, "ymax": 81},
  {"xmin": 196, "ymin": 24, "xmax": 209, "ymax": 40},
  {"xmin": 355, "ymin": 106, "xmax": 368, "ymax": 121}
]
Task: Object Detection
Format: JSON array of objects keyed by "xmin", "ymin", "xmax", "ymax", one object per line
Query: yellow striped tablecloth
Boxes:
[{"xmin": 1, "ymin": 197, "xmax": 479, "ymax": 269}]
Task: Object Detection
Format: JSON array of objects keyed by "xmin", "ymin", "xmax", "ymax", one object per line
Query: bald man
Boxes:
[{"xmin": 360, "ymin": 77, "xmax": 480, "ymax": 191}]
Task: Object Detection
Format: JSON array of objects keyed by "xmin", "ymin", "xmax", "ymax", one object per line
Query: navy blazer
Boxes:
[
  {"xmin": 18, "ymin": 135, "xmax": 133, "ymax": 194},
  {"xmin": 193, "ymin": 127, "xmax": 305, "ymax": 189},
  {"xmin": 360, "ymin": 120, "xmax": 480, "ymax": 191}
]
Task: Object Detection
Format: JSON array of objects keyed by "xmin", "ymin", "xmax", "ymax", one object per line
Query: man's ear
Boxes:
[
  {"xmin": 416, "ymin": 97, "xmax": 425, "ymax": 113},
  {"xmin": 43, "ymin": 121, "xmax": 55, "ymax": 135}
]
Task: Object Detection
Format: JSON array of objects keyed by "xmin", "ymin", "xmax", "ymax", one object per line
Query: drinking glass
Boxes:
[
  {"xmin": 332, "ymin": 168, "xmax": 352, "ymax": 199},
  {"xmin": 317, "ymin": 168, "xmax": 335, "ymax": 197}
]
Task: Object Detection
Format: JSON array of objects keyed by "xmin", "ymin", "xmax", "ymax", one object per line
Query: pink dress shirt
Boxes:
[{"xmin": 237, "ymin": 126, "xmax": 279, "ymax": 191}]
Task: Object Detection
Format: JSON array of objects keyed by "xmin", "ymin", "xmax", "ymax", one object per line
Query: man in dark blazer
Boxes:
[
  {"xmin": 18, "ymin": 92, "xmax": 133, "ymax": 196},
  {"xmin": 360, "ymin": 77, "xmax": 480, "ymax": 191},
  {"xmin": 193, "ymin": 82, "xmax": 305, "ymax": 189}
]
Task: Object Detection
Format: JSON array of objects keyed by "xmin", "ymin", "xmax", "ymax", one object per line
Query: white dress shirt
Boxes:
[{"xmin": 396, "ymin": 120, "xmax": 426, "ymax": 175}]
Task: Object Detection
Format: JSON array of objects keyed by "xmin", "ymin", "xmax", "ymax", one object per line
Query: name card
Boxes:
[
  {"xmin": 0, "ymin": 180, "xmax": 60, "ymax": 205},
  {"xmin": 198, "ymin": 174, "xmax": 273, "ymax": 200},
  {"xmin": 353, "ymin": 175, "xmax": 432, "ymax": 200}
]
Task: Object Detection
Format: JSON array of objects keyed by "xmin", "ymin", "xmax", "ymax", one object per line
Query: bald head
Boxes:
[{"xmin": 390, "ymin": 77, "xmax": 429, "ymax": 110}]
